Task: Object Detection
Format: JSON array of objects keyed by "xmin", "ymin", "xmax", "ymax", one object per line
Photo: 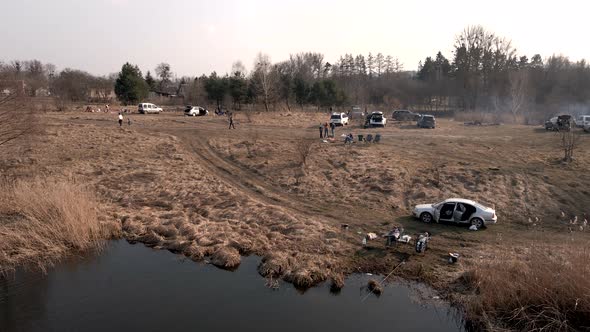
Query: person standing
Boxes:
[
  {"xmin": 228, "ymin": 113, "xmax": 236, "ymax": 129},
  {"xmin": 118, "ymin": 113, "xmax": 123, "ymax": 127},
  {"xmin": 330, "ymin": 122, "xmax": 335, "ymax": 137},
  {"xmin": 323, "ymin": 122, "xmax": 329, "ymax": 138},
  {"xmin": 319, "ymin": 123, "xmax": 323, "ymax": 138}
]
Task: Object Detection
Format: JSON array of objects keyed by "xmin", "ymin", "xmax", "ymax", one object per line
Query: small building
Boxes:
[{"xmin": 89, "ymin": 88, "xmax": 117, "ymax": 102}]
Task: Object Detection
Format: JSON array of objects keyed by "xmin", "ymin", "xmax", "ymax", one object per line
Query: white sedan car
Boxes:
[
  {"xmin": 413, "ymin": 198, "xmax": 497, "ymax": 228},
  {"xmin": 184, "ymin": 105, "xmax": 208, "ymax": 116}
]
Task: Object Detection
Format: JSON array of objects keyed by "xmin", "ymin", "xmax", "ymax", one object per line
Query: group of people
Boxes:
[
  {"xmin": 381, "ymin": 226, "xmax": 431, "ymax": 253},
  {"xmin": 117, "ymin": 112, "xmax": 131, "ymax": 127},
  {"xmin": 319, "ymin": 122, "xmax": 336, "ymax": 138}
]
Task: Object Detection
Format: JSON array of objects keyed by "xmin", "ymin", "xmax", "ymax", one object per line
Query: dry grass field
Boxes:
[{"xmin": 1, "ymin": 109, "xmax": 589, "ymax": 330}]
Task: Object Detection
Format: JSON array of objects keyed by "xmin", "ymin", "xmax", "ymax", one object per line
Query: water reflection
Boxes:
[{"xmin": 0, "ymin": 240, "xmax": 464, "ymax": 332}]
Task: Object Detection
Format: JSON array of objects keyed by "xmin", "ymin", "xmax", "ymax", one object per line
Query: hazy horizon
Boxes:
[{"xmin": 2, "ymin": 0, "xmax": 589, "ymax": 77}]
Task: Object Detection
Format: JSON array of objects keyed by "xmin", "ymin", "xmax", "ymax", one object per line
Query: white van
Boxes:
[
  {"xmin": 138, "ymin": 103, "xmax": 162, "ymax": 114},
  {"xmin": 575, "ymin": 115, "xmax": 590, "ymax": 128}
]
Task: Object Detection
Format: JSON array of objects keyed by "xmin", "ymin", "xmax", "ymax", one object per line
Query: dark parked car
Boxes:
[
  {"xmin": 417, "ymin": 115, "xmax": 436, "ymax": 128},
  {"xmin": 545, "ymin": 115, "xmax": 571, "ymax": 131},
  {"xmin": 391, "ymin": 110, "xmax": 421, "ymax": 121}
]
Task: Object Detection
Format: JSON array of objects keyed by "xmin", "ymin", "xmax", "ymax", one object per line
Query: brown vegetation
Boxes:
[
  {"xmin": 462, "ymin": 242, "xmax": 590, "ymax": 331},
  {"xmin": 0, "ymin": 178, "xmax": 119, "ymax": 274},
  {"xmin": 211, "ymin": 246, "xmax": 241, "ymax": 269},
  {"xmin": 0, "ymin": 93, "xmax": 38, "ymax": 147},
  {"xmin": 3, "ymin": 109, "xmax": 589, "ymax": 330},
  {"xmin": 367, "ymin": 279, "xmax": 383, "ymax": 295}
]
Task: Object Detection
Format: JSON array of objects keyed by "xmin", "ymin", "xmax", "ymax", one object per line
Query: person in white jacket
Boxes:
[{"xmin": 118, "ymin": 113, "xmax": 123, "ymax": 127}]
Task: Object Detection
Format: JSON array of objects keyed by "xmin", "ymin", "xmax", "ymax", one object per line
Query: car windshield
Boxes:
[{"xmin": 330, "ymin": 115, "xmax": 341, "ymax": 119}]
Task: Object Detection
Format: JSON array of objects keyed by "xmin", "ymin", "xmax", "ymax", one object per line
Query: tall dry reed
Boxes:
[
  {"xmin": 464, "ymin": 243, "xmax": 590, "ymax": 331},
  {"xmin": 0, "ymin": 178, "xmax": 114, "ymax": 274}
]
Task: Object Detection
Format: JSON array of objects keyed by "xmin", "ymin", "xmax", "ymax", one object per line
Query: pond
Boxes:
[{"xmin": 0, "ymin": 240, "xmax": 464, "ymax": 332}]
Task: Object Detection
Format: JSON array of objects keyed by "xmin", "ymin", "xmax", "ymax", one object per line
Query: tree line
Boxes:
[{"xmin": 2, "ymin": 25, "xmax": 589, "ymax": 122}]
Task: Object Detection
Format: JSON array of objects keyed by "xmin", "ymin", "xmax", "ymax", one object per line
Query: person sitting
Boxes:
[
  {"xmin": 385, "ymin": 226, "xmax": 404, "ymax": 247},
  {"xmin": 344, "ymin": 133, "xmax": 354, "ymax": 144}
]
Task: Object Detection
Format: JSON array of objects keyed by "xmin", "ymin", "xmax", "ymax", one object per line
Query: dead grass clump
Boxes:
[
  {"xmin": 162, "ymin": 240, "xmax": 191, "ymax": 253},
  {"xmin": 330, "ymin": 274, "xmax": 345, "ymax": 292},
  {"xmin": 182, "ymin": 243, "xmax": 204, "ymax": 261},
  {"xmin": 151, "ymin": 224, "xmax": 179, "ymax": 238},
  {"xmin": 0, "ymin": 179, "xmax": 114, "ymax": 274},
  {"xmin": 136, "ymin": 231, "xmax": 163, "ymax": 247},
  {"xmin": 367, "ymin": 279, "xmax": 383, "ymax": 295},
  {"xmin": 258, "ymin": 252, "xmax": 291, "ymax": 277},
  {"xmin": 211, "ymin": 246, "xmax": 241, "ymax": 269},
  {"xmin": 285, "ymin": 267, "xmax": 328, "ymax": 289},
  {"xmin": 463, "ymin": 244, "xmax": 590, "ymax": 331},
  {"xmin": 122, "ymin": 219, "xmax": 145, "ymax": 234},
  {"xmin": 178, "ymin": 224, "xmax": 199, "ymax": 240},
  {"xmin": 229, "ymin": 239, "xmax": 254, "ymax": 255}
]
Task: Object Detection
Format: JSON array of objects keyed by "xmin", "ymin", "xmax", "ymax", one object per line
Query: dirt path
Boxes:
[{"xmin": 172, "ymin": 127, "xmax": 328, "ymax": 219}]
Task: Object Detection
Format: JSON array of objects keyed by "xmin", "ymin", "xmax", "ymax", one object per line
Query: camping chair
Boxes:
[
  {"xmin": 366, "ymin": 134, "xmax": 373, "ymax": 143},
  {"xmin": 374, "ymin": 134, "xmax": 381, "ymax": 143},
  {"xmin": 357, "ymin": 134, "xmax": 364, "ymax": 142}
]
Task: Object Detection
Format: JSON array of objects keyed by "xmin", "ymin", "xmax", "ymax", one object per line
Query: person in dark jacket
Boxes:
[{"xmin": 229, "ymin": 113, "xmax": 236, "ymax": 129}]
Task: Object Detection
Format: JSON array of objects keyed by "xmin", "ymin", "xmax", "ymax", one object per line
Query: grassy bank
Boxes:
[{"xmin": 0, "ymin": 178, "xmax": 120, "ymax": 274}]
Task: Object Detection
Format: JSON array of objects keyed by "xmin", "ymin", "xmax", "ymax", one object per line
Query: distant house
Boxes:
[
  {"xmin": 34, "ymin": 88, "xmax": 51, "ymax": 97},
  {"xmin": 89, "ymin": 88, "xmax": 116, "ymax": 102}
]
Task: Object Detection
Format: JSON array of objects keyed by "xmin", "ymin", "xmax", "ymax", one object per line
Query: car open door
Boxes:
[{"xmin": 438, "ymin": 202, "xmax": 456, "ymax": 222}]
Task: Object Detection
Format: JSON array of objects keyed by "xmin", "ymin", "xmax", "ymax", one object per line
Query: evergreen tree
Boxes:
[
  {"xmin": 145, "ymin": 71, "xmax": 156, "ymax": 90},
  {"xmin": 203, "ymin": 72, "xmax": 227, "ymax": 108},
  {"xmin": 367, "ymin": 53, "xmax": 375, "ymax": 78},
  {"xmin": 114, "ymin": 62, "xmax": 149, "ymax": 105}
]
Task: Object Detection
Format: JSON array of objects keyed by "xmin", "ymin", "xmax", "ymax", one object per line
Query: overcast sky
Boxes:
[{"xmin": 1, "ymin": 0, "xmax": 588, "ymax": 77}]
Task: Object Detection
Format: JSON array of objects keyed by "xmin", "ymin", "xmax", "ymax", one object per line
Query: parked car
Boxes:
[
  {"xmin": 184, "ymin": 105, "xmax": 208, "ymax": 116},
  {"xmin": 350, "ymin": 106, "xmax": 364, "ymax": 120},
  {"xmin": 138, "ymin": 103, "xmax": 162, "ymax": 114},
  {"xmin": 544, "ymin": 117, "xmax": 558, "ymax": 130},
  {"xmin": 413, "ymin": 198, "xmax": 497, "ymax": 228},
  {"xmin": 575, "ymin": 115, "xmax": 590, "ymax": 128},
  {"xmin": 545, "ymin": 115, "xmax": 571, "ymax": 131},
  {"xmin": 417, "ymin": 115, "xmax": 436, "ymax": 128},
  {"xmin": 391, "ymin": 109, "xmax": 421, "ymax": 121},
  {"xmin": 584, "ymin": 123, "xmax": 590, "ymax": 133},
  {"xmin": 330, "ymin": 112, "xmax": 349, "ymax": 126},
  {"xmin": 365, "ymin": 111, "xmax": 386, "ymax": 127}
]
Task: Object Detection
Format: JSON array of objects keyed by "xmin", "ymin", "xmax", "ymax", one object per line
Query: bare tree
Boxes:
[
  {"xmin": 231, "ymin": 61, "xmax": 247, "ymax": 76},
  {"xmin": 294, "ymin": 138, "xmax": 315, "ymax": 185},
  {"xmin": 295, "ymin": 138, "xmax": 315, "ymax": 169},
  {"xmin": 508, "ymin": 70, "xmax": 529, "ymax": 123},
  {"xmin": 252, "ymin": 53, "xmax": 275, "ymax": 111},
  {"xmin": 245, "ymin": 130, "xmax": 260, "ymax": 157},
  {"xmin": 155, "ymin": 63, "xmax": 172, "ymax": 90},
  {"xmin": 0, "ymin": 88, "xmax": 38, "ymax": 148},
  {"xmin": 560, "ymin": 130, "xmax": 581, "ymax": 163}
]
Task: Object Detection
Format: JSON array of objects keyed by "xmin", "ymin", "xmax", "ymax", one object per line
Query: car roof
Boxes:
[
  {"xmin": 422, "ymin": 115, "xmax": 434, "ymax": 118},
  {"xmin": 371, "ymin": 111, "xmax": 383, "ymax": 114},
  {"xmin": 444, "ymin": 198, "xmax": 478, "ymax": 205}
]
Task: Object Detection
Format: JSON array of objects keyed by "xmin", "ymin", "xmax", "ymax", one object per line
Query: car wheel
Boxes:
[
  {"xmin": 470, "ymin": 218, "xmax": 484, "ymax": 228},
  {"xmin": 420, "ymin": 212, "xmax": 433, "ymax": 223}
]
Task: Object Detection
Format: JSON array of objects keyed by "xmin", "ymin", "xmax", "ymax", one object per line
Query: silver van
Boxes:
[{"xmin": 138, "ymin": 103, "xmax": 162, "ymax": 114}]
